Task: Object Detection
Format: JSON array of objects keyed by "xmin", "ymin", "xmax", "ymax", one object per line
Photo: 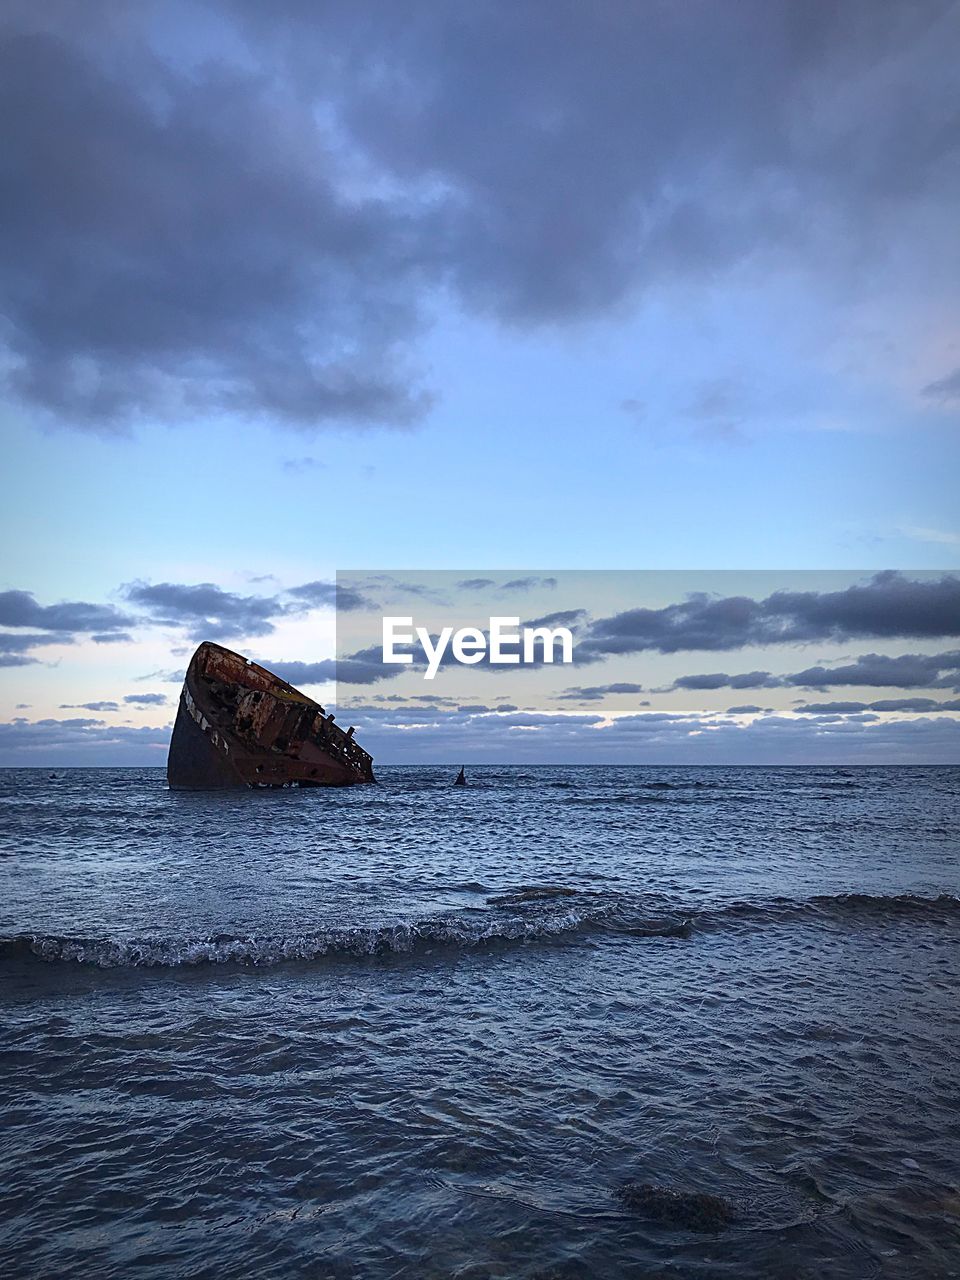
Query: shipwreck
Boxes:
[{"xmin": 167, "ymin": 641, "xmax": 375, "ymax": 789}]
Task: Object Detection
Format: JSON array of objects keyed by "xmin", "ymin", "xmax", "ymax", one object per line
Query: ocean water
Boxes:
[{"xmin": 1, "ymin": 765, "xmax": 958, "ymax": 1279}]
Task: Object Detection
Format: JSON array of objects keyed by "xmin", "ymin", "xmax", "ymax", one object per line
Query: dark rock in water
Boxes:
[
  {"xmin": 618, "ymin": 1182, "xmax": 737, "ymax": 1232},
  {"xmin": 486, "ymin": 885, "xmax": 578, "ymax": 905}
]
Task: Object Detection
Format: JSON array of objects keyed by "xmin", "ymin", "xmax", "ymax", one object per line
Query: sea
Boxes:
[{"xmin": 1, "ymin": 765, "xmax": 958, "ymax": 1279}]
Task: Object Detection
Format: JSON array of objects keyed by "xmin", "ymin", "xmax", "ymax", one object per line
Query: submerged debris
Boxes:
[{"xmin": 617, "ymin": 1182, "xmax": 737, "ymax": 1232}]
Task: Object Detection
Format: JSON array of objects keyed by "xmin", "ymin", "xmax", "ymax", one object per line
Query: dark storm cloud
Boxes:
[
  {"xmin": 8, "ymin": 572, "xmax": 957, "ymax": 703},
  {"xmin": 761, "ymin": 574, "xmax": 960, "ymax": 642},
  {"xmin": 286, "ymin": 581, "xmax": 375, "ymax": 612},
  {"xmin": 119, "ymin": 576, "xmax": 378, "ymax": 642},
  {"xmin": 0, "ymin": 575, "xmax": 388, "ymax": 660},
  {"xmin": 787, "ymin": 650, "xmax": 960, "ymax": 690},
  {"xmin": 0, "ymin": 11, "xmax": 433, "ymax": 430},
  {"xmin": 124, "ymin": 693, "xmax": 167, "ymax": 706},
  {"xmin": 502, "ymin": 577, "xmax": 558, "ymax": 592},
  {"xmin": 557, "ymin": 682, "xmax": 647, "ymax": 701},
  {"xmin": 580, "ymin": 573, "xmax": 960, "ymax": 657},
  {"xmin": 921, "ymin": 367, "xmax": 960, "ymax": 403},
  {"xmin": 335, "ymin": 581, "xmax": 960, "ymax": 689},
  {"xmin": 873, "ymin": 697, "xmax": 960, "ymax": 711},
  {"xmin": 796, "ymin": 697, "xmax": 960, "ymax": 714},
  {"xmin": 671, "ymin": 651, "xmax": 960, "ymax": 693},
  {"xmin": 0, "ymin": 631, "xmax": 72, "ymax": 655},
  {"xmin": 262, "ymin": 0, "xmax": 957, "ymax": 323},
  {"xmin": 794, "ymin": 701, "xmax": 869, "ymax": 715},
  {"xmin": 362, "ymin": 576, "xmax": 450, "ymax": 603},
  {"xmin": 264, "ymin": 660, "xmax": 336, "ymax": 687},
  {"xmin": 265, "ymin": 650, "xmax": 397, "ymax": 687},
  {"xmin": 287, "ymin": 581, "xmax": 338, "ymax": 609},
  {"xmin": 7, "ymin": 2, "xmax": 955, "ymax": 430},
  {"xmin": 0, "ymin": 589, "xmax": 131, "ymax": 634},
  {"xmin": 123, "ymin": 581, "xmax": 281, "ymax": 640},
  {"xmin": 726, "ymin": 705, "xmax": 764, "ymax": 714},
  {"xmin": 0, "ymin": 600, "xmax": 126, "ymax": 665},
  {"xmin": 672, "ymin": 671, "xmax": 780, "ymax": 691},
  {"xmin": 523, "ymin": 609, "xmax": 587, "ymax": 630}
]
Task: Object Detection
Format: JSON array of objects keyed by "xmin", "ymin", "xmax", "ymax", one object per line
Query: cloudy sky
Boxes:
[
  {"xmin": 325, "ymin": 570, "xmax": 960, "ymax": 764},
  {"xmin": 1, "ymin": 2, "xmax": 959, "ymax": 765}
]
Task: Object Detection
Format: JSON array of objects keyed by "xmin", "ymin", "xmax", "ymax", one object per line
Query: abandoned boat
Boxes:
[{"xmin": 167, "ymin": 641, "xmax": 375, "ymax": 790}]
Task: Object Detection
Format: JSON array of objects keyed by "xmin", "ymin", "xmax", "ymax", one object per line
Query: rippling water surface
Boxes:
[{"xmin": 2, "ymin": 765, "xmax": 959, "ymax": 1278}]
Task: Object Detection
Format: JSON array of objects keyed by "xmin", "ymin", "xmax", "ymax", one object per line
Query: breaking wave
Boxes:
[
  {"xmin": 0, "ymin": 912, "xmax": 686, "ymax": 969},
  {"xmin": 1, "ymin": 892, "xmax": 957, "ymax": 970}
]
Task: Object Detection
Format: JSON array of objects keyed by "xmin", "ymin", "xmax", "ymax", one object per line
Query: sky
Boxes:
[
  {"xmin": 327, "ymin": 570, "xmax": 960, "ymax": 764},
  {"xmin": 1, "ymin": 1, "xmax": 959, "ymax": 765}
]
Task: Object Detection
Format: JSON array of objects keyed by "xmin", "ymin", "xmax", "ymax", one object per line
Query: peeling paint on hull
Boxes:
[{"xmin": 167, "ymin": 642, "xmax": 374, "ymax": 790}]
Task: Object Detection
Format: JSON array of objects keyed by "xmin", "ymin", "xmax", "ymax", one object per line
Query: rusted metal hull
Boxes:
[{"xmin": 167, "ymin": 642, "xmax": 374, "ymax": 790}]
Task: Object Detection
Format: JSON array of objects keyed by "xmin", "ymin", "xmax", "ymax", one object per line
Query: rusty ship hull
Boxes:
[{"xmin": 167, "ymin": 642, "xmax": 374, "ymax": 790}]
